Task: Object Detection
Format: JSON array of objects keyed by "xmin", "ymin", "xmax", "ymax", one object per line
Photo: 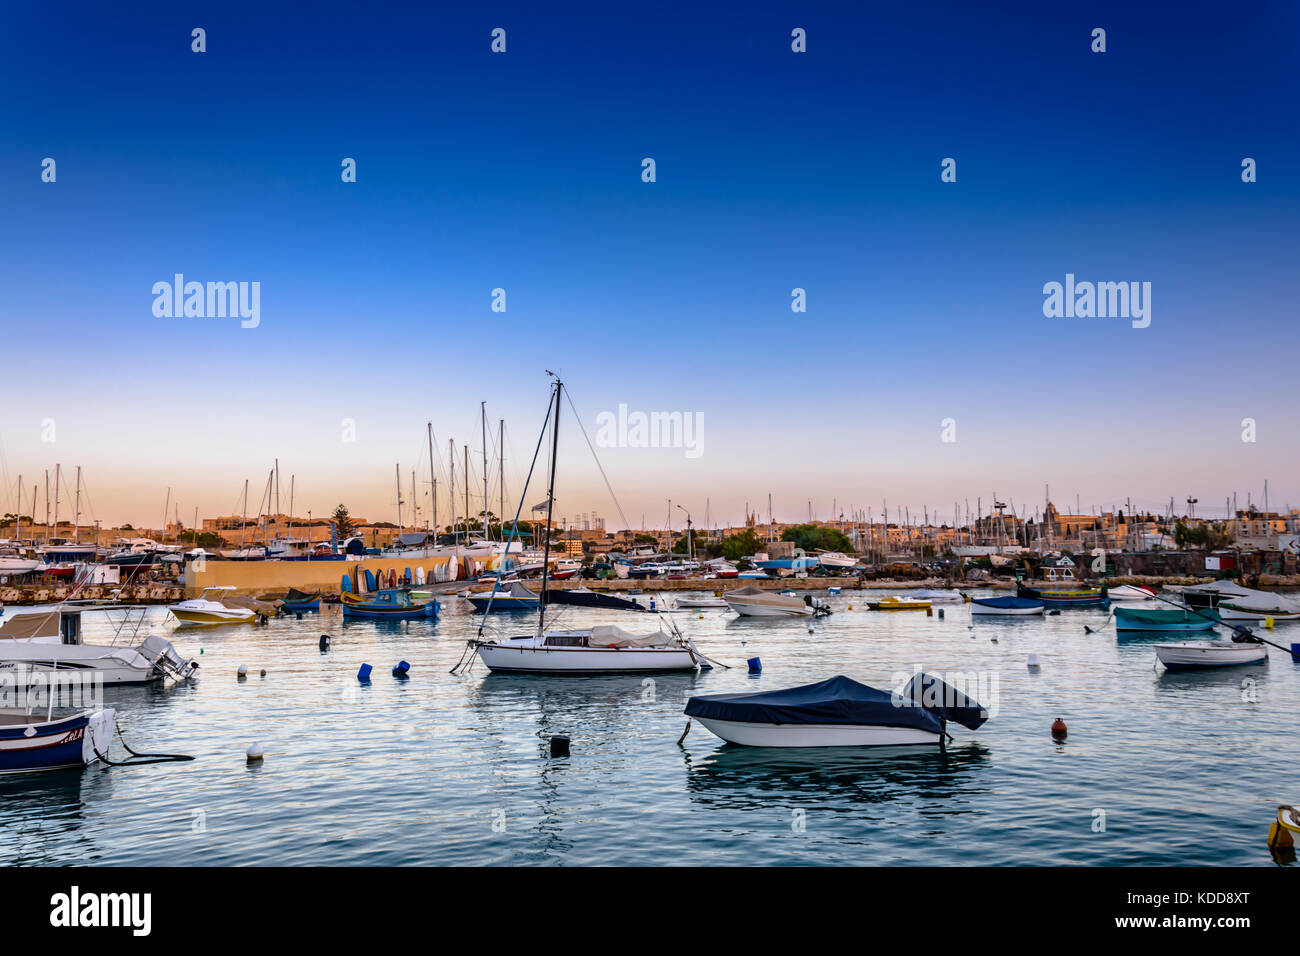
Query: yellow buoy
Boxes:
[
  {"xmin": 1269, "ymin": 805, "xmax": 1298, "ymax": 848},
  {"xmin": 1265, "ymin": 617, "xmax": 1275, "ymax": 630}
]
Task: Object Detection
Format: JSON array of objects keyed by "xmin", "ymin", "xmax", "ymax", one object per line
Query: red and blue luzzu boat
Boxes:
[
  {"xmin": 1018, "ymin": 582, "xmax": 1109, "ymax": 608},
  {"xmin": 0, "ymin": 708, "xmax": 115, "ymax": 775}
]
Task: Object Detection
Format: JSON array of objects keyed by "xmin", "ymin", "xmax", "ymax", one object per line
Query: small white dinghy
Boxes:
[
  {"xmin": 683, "ymin": 673, "xmax": 989, "ymax": 748},
  {"xmin": 1155, "ymin": 640, "xmax": 1268, "ymax": 670}
]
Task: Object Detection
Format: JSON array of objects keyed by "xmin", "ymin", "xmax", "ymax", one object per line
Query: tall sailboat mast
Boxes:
[
  {"xmin": 448, "ymin": 439, "xmax": 456, "ymax": 546},
  {"xmin": 498, "ymin": 418, "xmax": 505, "ymax": 539},
  {"xmin": 73, "ymin": 466, "xmax": 81, "ymax": 544},
  {"xmin": 53, "ymin": 464, "xmax": 61, "ymax": 540},
  {"xmin": 395, "ymin": 463, "xmax": 402, "ymax": 533},
  {"xmin": 537, "ymin": 377, "xmax": 562, "ymax": 639},
  {"xmin": 481, "ymin": 401, "xmax": 489, "ymax": 539},
  {"xmin": 427, "ymin": 423, "xmax": 437, "ymax": 535}
]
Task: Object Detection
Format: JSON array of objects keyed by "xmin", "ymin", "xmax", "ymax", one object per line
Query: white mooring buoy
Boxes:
[{"xmin": 246, "ymin": 743, "xmax": 264, "ymax": 763}]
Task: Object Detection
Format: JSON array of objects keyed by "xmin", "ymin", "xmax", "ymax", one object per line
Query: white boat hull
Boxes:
[
  {"xmin": 0, "ymin": 558, "xmax": 41, "ymax": 574},
  {"xmin": 1155, "ymin": 642, "xmax": 1268, "ymax": 669},
  {"xmin": 1218, "ymin": 605, "xmax": 1300, "ymax": 622},
  {"xmin": 970, "ymin": 603, "xmax": 1044, "ymax": 616},
  {"xmin": 168, "ymin": 603, "xmax": 255, "ymax": 626},
  {"xmin": 695, "ymin": 717, "xmax": 939, "ymax": 748},
  {"xmin": 725, "ymin": 601, "xmax": 814, "ymax": 617},
  {"xmin": 1107, "ymin": 585, "xmax": 1156, "ymax": 601},
  {"xmin": 0, "ymin": 644, "xmax": 165, "ymax": 684},
  {"xmin": 474, "ymin": 635, "xmax": 702, "ymax": 673}
]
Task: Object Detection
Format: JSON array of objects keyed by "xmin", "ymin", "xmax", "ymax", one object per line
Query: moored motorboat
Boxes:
[
  {"xmin": 1216, "ymin": 595, "xmax": 1300, "ymax": 622},
  {"xmin": 1154, "ymin": 640, "xmax": 1268, "ymax": 669},
  {"xmin": 970, "ymin": 596, "xmax": 1045, "ymax": 616},
  {"xmin": 674, "ymin": 595, "xmax": 730, "ymax": 609},
  {"xmin": 468, "ymin": 581, "xmax": 539, "ymax": 612},
  {"xmin": 723, "ymin": 585, "xmax": 824, "ymax": 617},
  {"xmin": 867, "ymin": 596, "xmax": 931, "ymax": 611},
  {"xmin": 910, "ymin": 588, "xmax": 965, "ymax": 604},
  {"xmin": 683, "ymin": 673, "xmax": 989, "ymax": 748},
  {"xmin": 0, "ymin": 605, "xmax": 198, "ymax": 684},
  {"xmin": 167, "ymin": 586, "xmax": 257, "ymax": 626},
  {"xmin": 1115, "ymin": 606, "xmax": 1219, "ymax": 633}
]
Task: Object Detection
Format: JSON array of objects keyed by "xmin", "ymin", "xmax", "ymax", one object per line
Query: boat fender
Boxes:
[
  {"xmin": 938, "ymin": 608, "xmax": 944, "ymax": 619},
  {"xmin": 237, "ymin": 663, "xmax": 248, "ymax": 681},
  {"xmin": 246, "ymin": 743, "xmax": 264, "ymax": 763},
  {"xmin": 1051, "ymin": 718, "xmax": 1068, "ymax": 740}
]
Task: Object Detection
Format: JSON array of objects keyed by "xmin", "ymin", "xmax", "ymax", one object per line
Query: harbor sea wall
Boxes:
[{"xmin": 184, "ymin": 556, "xmax": 461, "ymax": 597}]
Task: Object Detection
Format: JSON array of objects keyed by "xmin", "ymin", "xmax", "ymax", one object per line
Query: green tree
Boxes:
[
  {"xmin": 721, "ymin": 529, "xmax": 764, "ymax": 562},
  {"xmin": 332, "ymin": 504, "xmax": 356, "ymax": 539},
  {"xmin": 780, "ymin": 523, "xmax": 853, "ymax": 554},
  {"xmin": 672, "ymin": 529, "xmax": 706, "ymax": 554}
]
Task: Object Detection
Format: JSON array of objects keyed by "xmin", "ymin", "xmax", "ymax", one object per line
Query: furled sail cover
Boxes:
[
  {"xmin": 684, "ymin": 675, "xmax": 943, "ymax": 733},
  {"xmin": 902, "ymin": 673, "xmax": 989, "ymax": 731}
]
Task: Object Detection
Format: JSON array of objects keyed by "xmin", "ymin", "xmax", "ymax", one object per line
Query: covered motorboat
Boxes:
[
  {"xmin": 1115, "ymin": 606, "xmax": 1219, "ymax": 633},
  {"xmin": 1179, "ymin": 579, "xmax": 1256, "ymax": 610},
  {"xmin": 684, "ymin": 673, "xmax": 989, "ymax": 748},
  {"xmin": 910, "ymin": 588, "xmax": 965, "ymax": 604},
  {"xmin": 0, "ymin": 605, "xmax": 198, "ymax": 685},
  {"xmin": 970, "ymin": 596, "xmax": 1044, "ymax": 616},
  {"xmin": 723, "ymin": 585, "xmax": 826, "ymax": 617},
  {"xmin": 468, "ymin": 581, "xmax": 540, "ymax": 612},
  {"xmin": 1216, "ymin": 593, "xmax": 1300, "ymax": 622}
]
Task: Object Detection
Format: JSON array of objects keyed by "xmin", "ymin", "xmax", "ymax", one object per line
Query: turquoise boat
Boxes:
[
  {"xmin": 1115, "ymin": 606, "xmax": 1219, "ymax": 633},
  {"xmin": 341, "ymin": 587, "xmax": 439, "ymax": 620}
]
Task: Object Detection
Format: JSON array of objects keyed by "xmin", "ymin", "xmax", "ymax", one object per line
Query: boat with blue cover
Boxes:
[
  {"xmin": 970, "ymin": 596, "xmax": 1045, "ymax": 616},
  {"xmin": 467, "ymin": 582, "xmax": 539, "ymax": 612},
  {"xmin": 684, "ymin": 673, "xmax": 989, "ymax": 748}
]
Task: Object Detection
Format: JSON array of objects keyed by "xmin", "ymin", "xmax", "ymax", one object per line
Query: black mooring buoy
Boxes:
[
  {"xmin": 319, "ymin": 634, "xmax": 331, "ymax": 652},
  {"xmin": 550, "ymin": 735, "xmax": 570, "ymax": 758}
]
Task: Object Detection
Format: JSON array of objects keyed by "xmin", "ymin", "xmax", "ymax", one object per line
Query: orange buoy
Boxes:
[{"xmin": 1051, "ymin": 717, "xmax": 1068, "ymax": 740}]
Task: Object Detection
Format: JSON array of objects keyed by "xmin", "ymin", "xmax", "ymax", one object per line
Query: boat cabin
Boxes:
[{"xmin": 0, "ymin": 607, "xmax": 83, "ymax": 644}]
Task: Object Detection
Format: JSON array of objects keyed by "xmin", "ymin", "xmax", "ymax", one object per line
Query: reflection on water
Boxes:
[
  {"xmin": 684, "ymin": 742, "xmax": 991, "ymax": 810},
  {"xmin": 0, "ymin": 592, "xmax": 1297, "ymax": 865}
]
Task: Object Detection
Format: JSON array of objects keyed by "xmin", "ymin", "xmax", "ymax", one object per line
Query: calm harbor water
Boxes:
[{"xmin": 3, "ymin": 590, "xmax": 1297, "ymax": 866}]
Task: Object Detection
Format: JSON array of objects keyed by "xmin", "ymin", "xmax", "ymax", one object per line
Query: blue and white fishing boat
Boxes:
[
  {"xmin": 341, "ymin": 587, "xmax": 439, "ymax": 620},
  {"xmin": 0, "ymin": 708, "xmax": 115, "ymax": 775},
  {"xmin": 970, "ymin": 596, "xmax": 1045, "ymax": 616},
  {"xmin": 751, "ymin": 554, "xmax": 821, "ymax": 573},
  {"xmin": 684, "ymin": 673, "xmax": 989, "ymax": 748},
  {"xmin": 280, "ymin": 588, "xmax": 321, "ymax": 613}
]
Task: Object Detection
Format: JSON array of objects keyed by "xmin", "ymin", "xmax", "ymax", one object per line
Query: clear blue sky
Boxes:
[{"xmin": 1, "ymin": 1, "xmax": 1296, "ymax": 529}]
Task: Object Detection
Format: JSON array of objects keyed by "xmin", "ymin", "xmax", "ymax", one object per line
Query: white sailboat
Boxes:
[{"xmin": 464, "ymin": 377, "xmax": 709, "ymax": 675}]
